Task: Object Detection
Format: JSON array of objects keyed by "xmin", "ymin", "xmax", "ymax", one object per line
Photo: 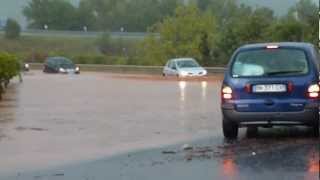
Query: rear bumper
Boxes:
[
  {"xmin": 222, "ymin": 105, "xmax": 319, "ymax": 127},
  {"xmin": 182, "ymin": 74, "xmax": 207, "ymax": 77}
]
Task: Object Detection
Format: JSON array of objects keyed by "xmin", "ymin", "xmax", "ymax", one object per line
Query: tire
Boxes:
[
  {"xmin": 311, "ymin": 115, "xmax": 319, "ymax": 137},
  {"xmin": 223, "ymin": 116, "xmax": 239, "ymax": 139},
  {"xmin": 311, "ymin": 123, "xmax": 319, "ymax": 137}
]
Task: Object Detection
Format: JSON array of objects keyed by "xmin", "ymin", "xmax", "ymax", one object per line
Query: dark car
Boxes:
[
  {"xmin": 221, "ymin": 42, "xmax": 319, "ymax": 139},
  {"xmin": 23, "ymin": 63, "xmax": 30, "ymax": 72},
  {"xmin": 43, "ymin": 57, "xmax": 80, "ymax": 74}
]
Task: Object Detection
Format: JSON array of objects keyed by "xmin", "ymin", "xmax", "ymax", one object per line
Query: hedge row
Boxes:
[{"xmin": 0, "ymin": 52, "xmax": 20, "ymax": 99}]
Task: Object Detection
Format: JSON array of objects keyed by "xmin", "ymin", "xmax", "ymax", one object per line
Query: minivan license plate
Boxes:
[{"xmin": 253, "ymin": 84, "xmax": 287, "ymax": 93}]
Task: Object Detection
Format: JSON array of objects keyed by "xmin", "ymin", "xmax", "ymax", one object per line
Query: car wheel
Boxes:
[
  {"xmin": 311, "ymin": 124, "xmax": 319, "ymax": 137},
  {"xmin": 223, "ymin": 116, "xmax": 238, "ymax": 139},
  {"xmin": 162, "ymin": 73, "xmax": 166, "ymax": 77},
  {"xmin": 311, "ymin": 119, "xmax": 319, "ymax": 138}
]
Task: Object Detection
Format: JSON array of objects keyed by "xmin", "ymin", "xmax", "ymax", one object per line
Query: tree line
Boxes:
[
  {"xmin": 139, "ymin": 0, "xmax": 318, "ymax": 66},
  {"xmin": 23, "ymin": 0, "xmax": 180, "ymax": 31},
  {"xmin": 3, "ymin": 0, "xmax": 318, "ymax": 67}
]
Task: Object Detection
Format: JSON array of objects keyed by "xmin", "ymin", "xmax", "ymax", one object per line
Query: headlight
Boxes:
[
  {"xmin": 24, "ymin": 64, "xmax": 29, "ymax": 68},
  {"xmin": 75, "ymin": 67, "xmax": 80, "ymax": 71},
  {"xmin": 59, "ymin": 68, "xmax": 66, "ymax": 72},
  {"xmin": 179, "ymin": 71, "xmax": 188, "ymax": 77},
  {"xmin": 203, "ymin": 70, "xmax": 207, "ymax": 75}
]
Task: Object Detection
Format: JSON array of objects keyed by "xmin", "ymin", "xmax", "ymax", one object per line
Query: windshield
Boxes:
[
  {"xmin": 59, "ymin": 59, "xmax": 75, "ymax": 69},
  {"xmin": 47, "ymin": 58, "xmax": 75, "ymax": 69},
  {"xmin": 232, "ymin": 49, "xmax": 309, "ymax": 77},
  {"xmin": 177, "ymin": 60, "xmax": 200, "ymax": 68}
]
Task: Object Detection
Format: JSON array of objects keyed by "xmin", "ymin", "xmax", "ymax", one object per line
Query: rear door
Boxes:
[{"xmin": 230, "ymin": 47, "xmax": 313, "ymax": 112}]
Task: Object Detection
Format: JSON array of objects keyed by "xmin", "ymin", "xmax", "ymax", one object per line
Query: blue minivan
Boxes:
[{"xmin": 221, "ymin": 42, "xmax": 319, "ymax": 138}]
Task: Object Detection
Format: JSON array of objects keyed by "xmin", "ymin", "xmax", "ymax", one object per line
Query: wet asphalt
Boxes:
[{"xmin": 0, "ymin": 71, "xmax": 318, "ymax": 180}]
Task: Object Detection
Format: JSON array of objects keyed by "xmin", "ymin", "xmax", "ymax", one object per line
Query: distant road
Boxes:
[{"xmin": 0, "ymin": 29, "xmax": 160, "ymax": 39}]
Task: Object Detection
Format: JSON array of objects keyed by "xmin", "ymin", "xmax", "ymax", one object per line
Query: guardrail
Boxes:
[
  {"xmin": 28, "ymin": 63, "xmax": 226, "ymax": 75},
  {"xmin": 0, "ymin": 30, "xmax": 159, "ymax": 39}
]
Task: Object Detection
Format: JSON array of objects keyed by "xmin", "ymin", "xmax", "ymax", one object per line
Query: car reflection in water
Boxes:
[
  {"xmin": 179, "ymin": 81, "xmax": 187, "ymax": 103},
  {"xmin": 201, "ymin": 81, "xmax": 207, "ymax": 100},
  {"xmin": 307, "ymin": 149, "xmax": 319, "ymax": 173},
  {"xmin": 218, "ymin": 141, "xmax": 319, "ymax": 180},
  {"xmin": 222, "ymin": 157, "xmax": 238, "ymax": 179}
]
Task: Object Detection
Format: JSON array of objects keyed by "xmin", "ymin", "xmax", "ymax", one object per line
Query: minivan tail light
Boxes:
[
  {"xmin": 308, "ymin": 84, "xmax": 320, "ymax": 93},
  {"xmin": 222, "ymin": 86, "xmax": 233, "ymax": 100},
  {"xmin": 307, "ymin": 84, "xmax": 320, "ymax": 99}
]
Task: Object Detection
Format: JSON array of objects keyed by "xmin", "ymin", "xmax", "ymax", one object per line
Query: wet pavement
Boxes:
[{"xmin": 0, "ymin": 71, "xmax": 318, "ymax": 180}]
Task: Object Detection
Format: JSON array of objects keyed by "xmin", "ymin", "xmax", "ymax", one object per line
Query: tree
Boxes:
[
  {"xmin": 141, "ymin": 5, "xmax": 217, "ymax": 66},
  {"xmin": 5, "ymin": 19, "xmax": 21, "ymax": 39},
  {"xmin": 76, "ymin": 0, "xmax": 98, "ymax": 31},
  {"xmin": 268, "ymin": 17, "xmax": 304, "ymax": 42},
  {"xmin": 213, "ymin": 6, "xmax": 275, "ymax": 65},
  {"xmin": 288, "ymin": 0, "xmax": 318, "ymax": 45},
  {"xmin": 79, "ymin": 0, "xmax": 180, "ymax": 32},
  {"xmin": 23, "ymin": 0, "xmax": 78, "ymax": 30}
]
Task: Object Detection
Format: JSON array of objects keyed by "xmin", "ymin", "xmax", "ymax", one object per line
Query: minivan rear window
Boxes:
[{"xmin": 232, "ymin": 48, "xmax": 309, "ymax": 77}]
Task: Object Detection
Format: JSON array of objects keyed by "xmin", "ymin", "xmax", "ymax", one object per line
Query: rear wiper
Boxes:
[{"xmin": 265, "ymin": 70, "xmax": 303, "ymax": 76}]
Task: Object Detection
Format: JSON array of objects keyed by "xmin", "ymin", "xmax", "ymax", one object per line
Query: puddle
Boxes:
[{"xmin": 15, "ymin": 127, "xmax": 48, "ymax": 132}]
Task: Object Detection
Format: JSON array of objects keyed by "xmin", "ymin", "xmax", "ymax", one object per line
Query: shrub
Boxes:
[{"xmin": 0, "ymin": 52, "xmax": 20, "ymax": 99}]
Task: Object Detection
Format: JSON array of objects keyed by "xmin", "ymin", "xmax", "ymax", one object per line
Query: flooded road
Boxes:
[{"xmin": 0, "ymin": 71, "xmax": 318, "ymax": 179}]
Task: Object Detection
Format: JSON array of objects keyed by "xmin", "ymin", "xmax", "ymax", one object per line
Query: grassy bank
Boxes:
[{"xmin": 0, "ymin": 34, "xmax": 141, "ymax": 65}]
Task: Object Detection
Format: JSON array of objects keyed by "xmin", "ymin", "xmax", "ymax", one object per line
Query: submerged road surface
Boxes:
[{"xmin": 0, "ymin": 71, "xmax": 318, "ymax": 180}]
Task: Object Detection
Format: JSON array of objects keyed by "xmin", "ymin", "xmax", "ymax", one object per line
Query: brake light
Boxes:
[
  {"xmin": 222, "ymin": 86, "xmax": 233, "ymax": 100},
  {"xmin": 307, "ymin": 84, "xmax": 320, "ymax": 99}
]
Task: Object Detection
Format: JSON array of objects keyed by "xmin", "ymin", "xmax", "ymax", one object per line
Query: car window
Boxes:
[
  {"xmin": 169, "ymin": 61, "xmax": 176, "ymax": 69},
  {"xmin": 232, "ymin": 48, "xmax": 309, "ymax": 77},
  {"xmin": 165, "ymin": 61, "xmax": 170, "ymax": 68},
  {"xmin": 168, "ymin": 61, "xmax": 173, "ymax": 68},
  {"xmin": 46, "ymin": 59, "xmax": 57, "ymax": 67},
  {"xmin": 177, "ymin": 60, "xmax": 199, "ymax": 68},
  {"xmin": 46, "ymin": 58, "xmax": 75, "ymax": 68}
]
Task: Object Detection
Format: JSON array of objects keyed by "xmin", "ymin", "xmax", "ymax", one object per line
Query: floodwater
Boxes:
[{"xmin": 0, "ymin": 71, "xmax": 318, "ymax": 180}]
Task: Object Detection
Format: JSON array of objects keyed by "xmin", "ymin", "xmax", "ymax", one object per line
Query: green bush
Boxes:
[
  {"xmin": 0, "ymin": 52, "xmax": 19, "ymax": 99},
  {"xmin": 5, "ymin": 19, "xmax": 21, "ymax": 39},
  {"xmin": 140, "ymin": 5, "xmax": 217, "ymax": 66}
]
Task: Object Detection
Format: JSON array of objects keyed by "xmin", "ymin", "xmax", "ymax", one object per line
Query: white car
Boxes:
[{"xmin": 163, "ymin": 58, "xmax": 207, "ymax": 77}]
